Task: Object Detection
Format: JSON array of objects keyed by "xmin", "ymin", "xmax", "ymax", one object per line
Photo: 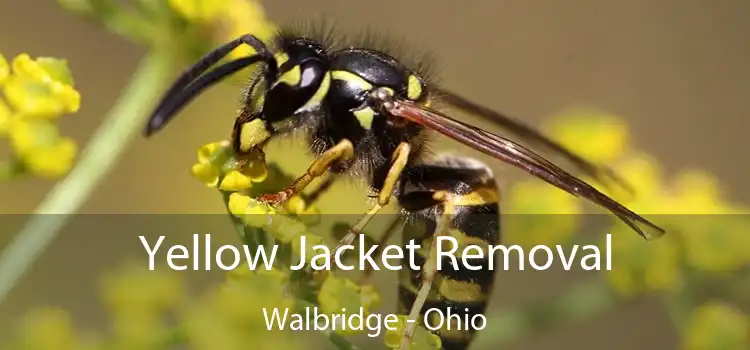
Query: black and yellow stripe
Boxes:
[{"xmin": 397, "ymin": 156, "xmax": 500, "ymax": 350}]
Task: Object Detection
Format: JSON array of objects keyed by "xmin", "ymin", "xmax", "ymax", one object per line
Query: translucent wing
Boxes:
[
  {"xmin": 382, "ymin": 97, "xmax": 665, "ymax": 240},
  {"xmin": 435, "ymin": 88, "xmax": 633, "ymax": 194}
]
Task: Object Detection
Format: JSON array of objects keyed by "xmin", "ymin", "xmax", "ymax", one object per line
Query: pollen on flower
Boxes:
[
  {"xmin": 0, "ymin": 53, "xmax": 80, "ymax": 180},
  {"xmin": 318, "ymin": 275, "xmax": 381, "ymax": 316},
  {"xmin": 197, "ymin": 141, "xmax": 227, "ymax": 163},
  {"xmin": 317, "ymin": 275, "xmax": 379, "ymax": 336},
  {"xmin": 101, "ymin": 263, "xmax": 185, "ymax": 317},
  {"xmin": 384, "ymin": 315, "xmax": 442, "ymax": 350}
]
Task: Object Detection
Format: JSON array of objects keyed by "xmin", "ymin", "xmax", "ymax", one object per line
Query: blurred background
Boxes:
[{"xmin": 0, "ymin": 0, "xmax": 748, "ymax": 349}]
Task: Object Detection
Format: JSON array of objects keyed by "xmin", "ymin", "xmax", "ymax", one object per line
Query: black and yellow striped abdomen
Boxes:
[{"xmin": 397, "ymin": 156, "xmax": 501, "ymax": 350}]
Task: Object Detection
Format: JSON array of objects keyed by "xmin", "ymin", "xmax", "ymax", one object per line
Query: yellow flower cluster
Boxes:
[
  {"xmin": 316, "ymin": 275, "xmax": 381, "ymax": 335},
  {"xmin": 534, "ymin": 109, "xmax": 750, "ymax": 296},
  {"xmin": 684, "ymin": 301, "xmax": 749, "ymax": 350},
  {"xmin": 101, "ymin": 262, "xmax": 184, "ymax": 348},
  {"xmin": 604, "ymin": 156, "xmax": 749, "ymax": 295},
  {"xmin": 191, "ymin": 140, "xmax": 388, "ymax": 343},
  {"xmin": 184, "ymin": 267, "xmax": 299, "ymax": 350},
  {"xmin": 168, "ymin": 0, "xmax": 277, "ymax": 58},
  {"xmin": 8, "ymin": 307, "xmax": 96, "ymax": 350},
  {"xmin": 190, "ymin": 141, "xmax": 268, "ymax": 191},
  {"xmin": 384, "ymin": 315, "xmax": 442, "ymax": 350},
  {"xmin": 0, "ymin": 53, "xmax": 80, "ymax": 179}
]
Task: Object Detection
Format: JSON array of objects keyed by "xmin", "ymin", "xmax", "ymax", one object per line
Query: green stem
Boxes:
[
  {"xmin": 0, "ymin": 50, "xmax": 173, "ymax": 304},
  {"xmin": 474, "ymin": 279, "xmax": 626, "ymax": 347}
]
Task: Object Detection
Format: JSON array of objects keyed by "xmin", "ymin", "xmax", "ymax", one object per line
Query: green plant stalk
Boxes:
[
  {"xmin": 474, "ymin": 278, "xmax": 626, "ymax": 347},
  {"xmin": 0, "ymin": 50, "xmax": 173, "ymax": 304}
]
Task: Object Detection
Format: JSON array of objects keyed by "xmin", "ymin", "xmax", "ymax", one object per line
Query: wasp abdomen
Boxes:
[{"xmin": 397, "ymin": 155, "xmax": 500, "ymax": 350}]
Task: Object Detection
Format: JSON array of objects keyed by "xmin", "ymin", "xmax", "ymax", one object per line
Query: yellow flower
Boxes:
[
  {"xmin": 0, "ymin": 98, "xmax": 12, "ymax": 135},
  {"xmin": 168, "ymin": 0, "xmax": 227, "ymax": 23},
  {"xmin": 4, "ymin": 54, "xmax": 80, "ymax": 118},
  {"xmin": 384, "ymin": 315, "xmax": 442, "ymax": 350},
  {"xmin": 219, "ymin": 0, "xmax": 277, "ymax": 60},
  {"xmin": 7, "ymin": 118, "xmax": 78, "ymax": 178},
  {"xmin": 19, "ymin": 307, "xmax": 77, "ymax": 350},
  {"xmin": 191, "ymin": 162, "xmax": 220, "ymax": 186},
  {"xmin": 0, "ymin": 53, "xmax": 8, "ymax": 85},
  {"xmin": 544, "ymin": 108, "xmax": 630, "ymax": 164},
  {"xmin": 291, "ymin": 233, "xmax": 326, "ymax": 265},
  {"xmin": 318, "ymin": 275, "xmax": 381, "ymax": 314},
  {"xmin": 504, "ymin": 180, "xmax": 582, "ymax": 247},
  {"xmin": 669, "ymin": 171, "xmax": 750, "ymax": 271},
  {"xmin": 24, "ymin": 137, "xmax": 77, "ymax": 178},
  {"xmin": 227, "ymin": 192, "xmax": 253, "ymax": 216},
  {"xmin": 318, "ymin": 275, "xmax": 381, "ymax": 336},
  {"xmin": 184, "ymin": 268, "xmax": 297, "ymax": 350},
  {"xmin": 219, "ymin": 170, "xmax": 253, "ymax": 191},
  {"xmin": 101, "ymin": 262, "xmax": 184, "ymax": 317},
  {"xmin": 267, "ymin": 215, "xmax": 308, "ymax": 244},
  {"xmin": 190, "ymin": 141, "xmax": 267, "ymax": 188},
  {"xmin": 604, "ymin": 228, "xmax": 681, "ymax": 297},
  {"xmin": 684, "ymin": 301, "xmax": 748, "ymax": 350}
]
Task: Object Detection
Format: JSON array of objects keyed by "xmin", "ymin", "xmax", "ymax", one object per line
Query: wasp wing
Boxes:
[
  {"xmin": 435, "ymin": 88, "xmax": 633, "ymax": 194},
  {"xmin": 384, "ymin": 98, "xmax": 665, "ymax": 240}
]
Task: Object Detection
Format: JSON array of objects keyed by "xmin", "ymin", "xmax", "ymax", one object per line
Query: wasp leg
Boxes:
[
  {"xmin": 400, "ymin": 191, "xmax": 456, "ymax": 350},
  {"xmin": 330, "ymin": 142, "xmax": 411, "ymax": 254},
  {"xmin": 258, "ymin": 139, "xmax": 354, "ymax": 205}
]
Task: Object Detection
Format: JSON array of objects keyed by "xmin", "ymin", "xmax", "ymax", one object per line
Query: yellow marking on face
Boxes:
[
  {"xmin": 353, "ymin": 107, "xmax": 376, "ymax": 129},
  {"xmin": 331, "ymin": 70, "xmax": 373, "ymax": 90},
  {"xmin": 407, "ymin": 75, "xmax": 423, "ymax": 100},
  {"xmin": 274, "ymin": 52, "xmax": 290, "ymax": 66},
  {"xmin": 275, "ymin": 65, "xmax": 301, "ymax": 87},
  {"xmin": 298, "ymin": 72, "xmax": 331, "ymax": 111},
  {"xmin": 239, "ymin": 119, "xmax": 270, "ymax": 152}
]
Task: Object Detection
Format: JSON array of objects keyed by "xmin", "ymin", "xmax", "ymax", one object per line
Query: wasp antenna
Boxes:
[{"xmin": 144, "ymin": 34, "xmax": 276, "ymax": 137}]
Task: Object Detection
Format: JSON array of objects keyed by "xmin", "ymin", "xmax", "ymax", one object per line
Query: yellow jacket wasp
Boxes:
[{"xmin": 144, "ymin": 26, "xmax": 665, "ymax": 350}]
